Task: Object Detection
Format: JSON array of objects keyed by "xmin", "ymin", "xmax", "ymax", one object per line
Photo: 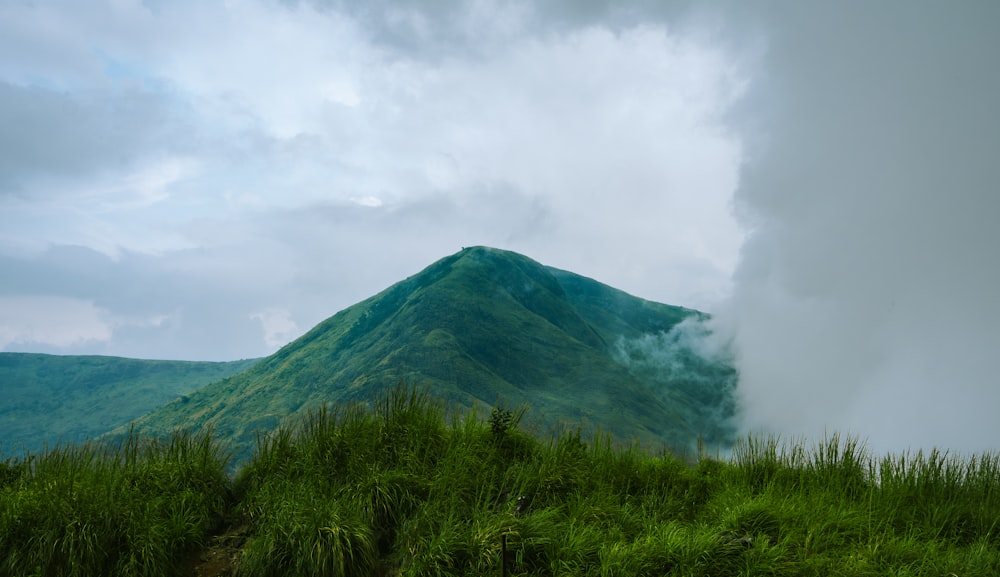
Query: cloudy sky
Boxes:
[{"xmin": 2, "ymin": 0, "xmax": 998, "ymax": 453}]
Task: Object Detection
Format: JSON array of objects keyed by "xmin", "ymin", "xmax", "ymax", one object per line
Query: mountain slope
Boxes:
[
  {"xmin": 0, "ymin": 353, "xmax": 259, "ymax": 455},
  {"xmin": 129, "ymin": 247, "xmax": 737, "ymax": 462}
]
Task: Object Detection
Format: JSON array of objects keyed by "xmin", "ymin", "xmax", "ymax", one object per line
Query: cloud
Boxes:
[
  {"xmin": 305, "ymin": 22, "xmax": 745, "ymax": 306},
  {"xmin": 0, "ymin": 296, "xmax": 112, "ymax": 349},
  {"xmin": 613, "ymin": 316, "xmax": 739, "ymax": 445},
  {"xmin": 0, "ymin": 0, "xmax": 746, "ymax": 364},
  {"xmin": 719, "ymin": 1, "xmax": 1000, "ymax": 454},
  {"xmin": 0, "ymin": 82, "xmax": 191, "ymax": 194},
  {"xmin": 250, "ymin": 308, "xmax": 300, "ymax": 350},
  {"xmin": 0, "ymin": 246, "xmax": 272, "ymax": 360}
]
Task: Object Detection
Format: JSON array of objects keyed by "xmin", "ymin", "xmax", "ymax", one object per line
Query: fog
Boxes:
[{"xmin": 719, "ymin": 1, "xmax": 1000, "ymax": 454}]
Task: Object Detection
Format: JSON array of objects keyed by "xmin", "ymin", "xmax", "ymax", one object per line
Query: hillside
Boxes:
[
  {"xmin": 128, "ymin": 246, "xmax": 737, "ymax": 463},
  {"xmin": 0, "ymin": 353, "xmax": 258, "ymax": 454}
]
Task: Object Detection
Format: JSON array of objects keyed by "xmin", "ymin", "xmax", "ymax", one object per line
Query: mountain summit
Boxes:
[{"xmin": 130, "ymin": 247, "xmax": 737, "ymax": 461}]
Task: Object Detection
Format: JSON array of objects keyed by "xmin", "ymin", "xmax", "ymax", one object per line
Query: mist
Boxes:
[
  {"xmin": 718, "ymin": 1, "xmax": 1000, "ymax": 454},
  {"xmin": 614, "ymin": 317, "xmax": 739, "ymax": 448}
]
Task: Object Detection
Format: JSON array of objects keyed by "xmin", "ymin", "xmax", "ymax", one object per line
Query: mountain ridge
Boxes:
[
  {"xmin": 0, "ymin": 353, "xmax": 258, "ymax": 455},
  {"xmin": 125, "ymin": 246, "xmax": 738, "ymax": 463}
]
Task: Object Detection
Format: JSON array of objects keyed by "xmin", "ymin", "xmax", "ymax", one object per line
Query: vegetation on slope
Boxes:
[
  {"xmin": 5, "ymin": 385, "xmax": 997, "ymax": 576},
  {"xmin": 0, "ymin": 353, "xmax": 259, "ymax": 455},
  {"xmin": 129, "ymin": 246, "xmax": 737, "ymax": 465},
  {"xmin": 0, "ymin": 430, "xmax": 230, "ymax": 577}
]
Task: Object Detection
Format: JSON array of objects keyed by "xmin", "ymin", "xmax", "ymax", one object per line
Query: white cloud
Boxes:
[
  {"xmin": 0, "ymin": 296, "xmax": 112, "ymax": 349},
  {"xmin": 351, "ymin": 195, "xmax": 383, "ymax": 208},
  {"xmin": 0, "ymin": 1, "xmax": 745, "ymax": 362},
  {"xmin": 250, "ymin": 308, "xmax": 300, "ymax": 351}
]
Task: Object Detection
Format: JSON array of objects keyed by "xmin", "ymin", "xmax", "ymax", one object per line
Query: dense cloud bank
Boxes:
[{"xmin": 720, "ymin": 1, "xmax": 1000, "ymax": 453}]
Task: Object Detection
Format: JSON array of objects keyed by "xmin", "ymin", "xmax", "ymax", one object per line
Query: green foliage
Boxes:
[
  {"xmin": 240, "ymin": 479, "xmax": 376, "ymax": 577},
  {"xmin": 5, "ymin": 385, "xmax": 1000, "ymax": 575},
  {"xmin": 490, "ymin": 406, "xmax": 515, "ymax": 439},
  {"xmin": 233, "ymin": 385, "xmax": 1000, "ymax": 576},
  {"xmin": 489, "ymin": 403, "xmax": 527, "ymax": 451},
  {"xmin": 0, "ymin": 429, "xmax": 230, "ymax": 577},
  {"xmin": 0, "ymin": 455, "xmax": 30, "ymax": 488}
]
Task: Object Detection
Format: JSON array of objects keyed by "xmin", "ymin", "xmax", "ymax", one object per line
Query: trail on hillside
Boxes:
[{"xmin": 181, "ymin": 523, "xmax": 248, "ymax": 577}]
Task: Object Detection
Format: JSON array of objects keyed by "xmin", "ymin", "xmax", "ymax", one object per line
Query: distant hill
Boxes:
[
  {"xmin": 0, "ymin": 353, "xmax": 259, "ymax": 455},
  {"xmin": 127, "ymin": 246, "xmax": 738, "ymax": 463}
]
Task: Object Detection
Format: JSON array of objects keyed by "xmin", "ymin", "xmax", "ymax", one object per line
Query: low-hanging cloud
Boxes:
[
  {"xmin": 718, "ymin": 1, "xmax": 1000, "ymax": 454},
  {"xmin": 613, "ymin": 316, "xmax": 739, "ymax": 447}
]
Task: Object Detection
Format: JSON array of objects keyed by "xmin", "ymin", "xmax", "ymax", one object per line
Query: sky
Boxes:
[{"xmin": 2, "ymin": 0, "xmax": 999, "ymax": 453}]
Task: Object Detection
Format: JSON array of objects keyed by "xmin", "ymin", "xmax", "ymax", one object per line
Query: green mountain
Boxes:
[
  {"xmin": 128, "ymin": 246, "xmax": 738, "ymax": 463},
  {"xmin": 0, "ymin": 353, "xmax": 258, "ymax": 455}
]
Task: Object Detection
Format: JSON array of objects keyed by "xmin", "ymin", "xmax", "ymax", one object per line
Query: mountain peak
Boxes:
[{"xmin": 129, "ymin": 248, "xmax": 737, "ymax": 463}]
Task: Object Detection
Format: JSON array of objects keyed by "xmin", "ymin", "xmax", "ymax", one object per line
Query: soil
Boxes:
[{"xmin": 179, "ymin": 523, "xmax": 249, "ymax": 577}]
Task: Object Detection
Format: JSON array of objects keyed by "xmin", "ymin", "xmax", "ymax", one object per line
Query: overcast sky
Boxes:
[{"xmin": 2, "ymin": 1, "xmax": 998, "ymax": 453}]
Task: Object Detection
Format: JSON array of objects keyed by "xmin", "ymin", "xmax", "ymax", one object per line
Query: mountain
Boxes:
[
  {"xmin": 0, "ymin": 353, "xmax": 259, "ymax": 455},
  {"xmin": 127, "ymin": 246, "xmax": 738, "ymax": 463}
]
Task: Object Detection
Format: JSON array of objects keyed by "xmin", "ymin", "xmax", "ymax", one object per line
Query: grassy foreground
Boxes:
[
  {"xmin": 2, "ymin": 385, "xmax": 999, "ymax": 576},
  {"xmin": 0, "ymin": 429, "xmax": 230, "ymax": 577}
]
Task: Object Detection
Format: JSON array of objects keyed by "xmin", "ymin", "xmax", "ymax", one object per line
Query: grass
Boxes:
[
  {"xmin": 0, "ymin": 429, "xmax": 231, "ymax": 577},
  {"xmin": 3, "ymin": 383, "xmax": 999, "ymax": 575},
  {"xmin": 233, "ymin": 384, "xmax": 1000, "ymax": 576}
]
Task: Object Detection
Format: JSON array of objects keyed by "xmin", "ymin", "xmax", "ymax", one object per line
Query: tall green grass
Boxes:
[
  {"xmin": 236, "ymin": 385, "xmax": 1000, "ymax": 576},
  {"xmin": 724, "ymin": 433, "xmax": 1000, "ymax": 575},
  {"xmin": 4, "ymin": 384, "xmax": 1000, "ymax": 576},
  {"xmin": 0, "ymin": 429, "xmax": 230, "ymax": 577}
]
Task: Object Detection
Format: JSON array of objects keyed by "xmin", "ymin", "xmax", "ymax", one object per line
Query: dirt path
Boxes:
[{"xmin": 180, "ymin": 524, "xmax": 249, "ymax": 577}]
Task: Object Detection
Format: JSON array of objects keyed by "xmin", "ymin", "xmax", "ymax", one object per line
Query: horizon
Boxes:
[{"xmin": 2, "ymin": 1, "xmax": 999, "ymax": 454}]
